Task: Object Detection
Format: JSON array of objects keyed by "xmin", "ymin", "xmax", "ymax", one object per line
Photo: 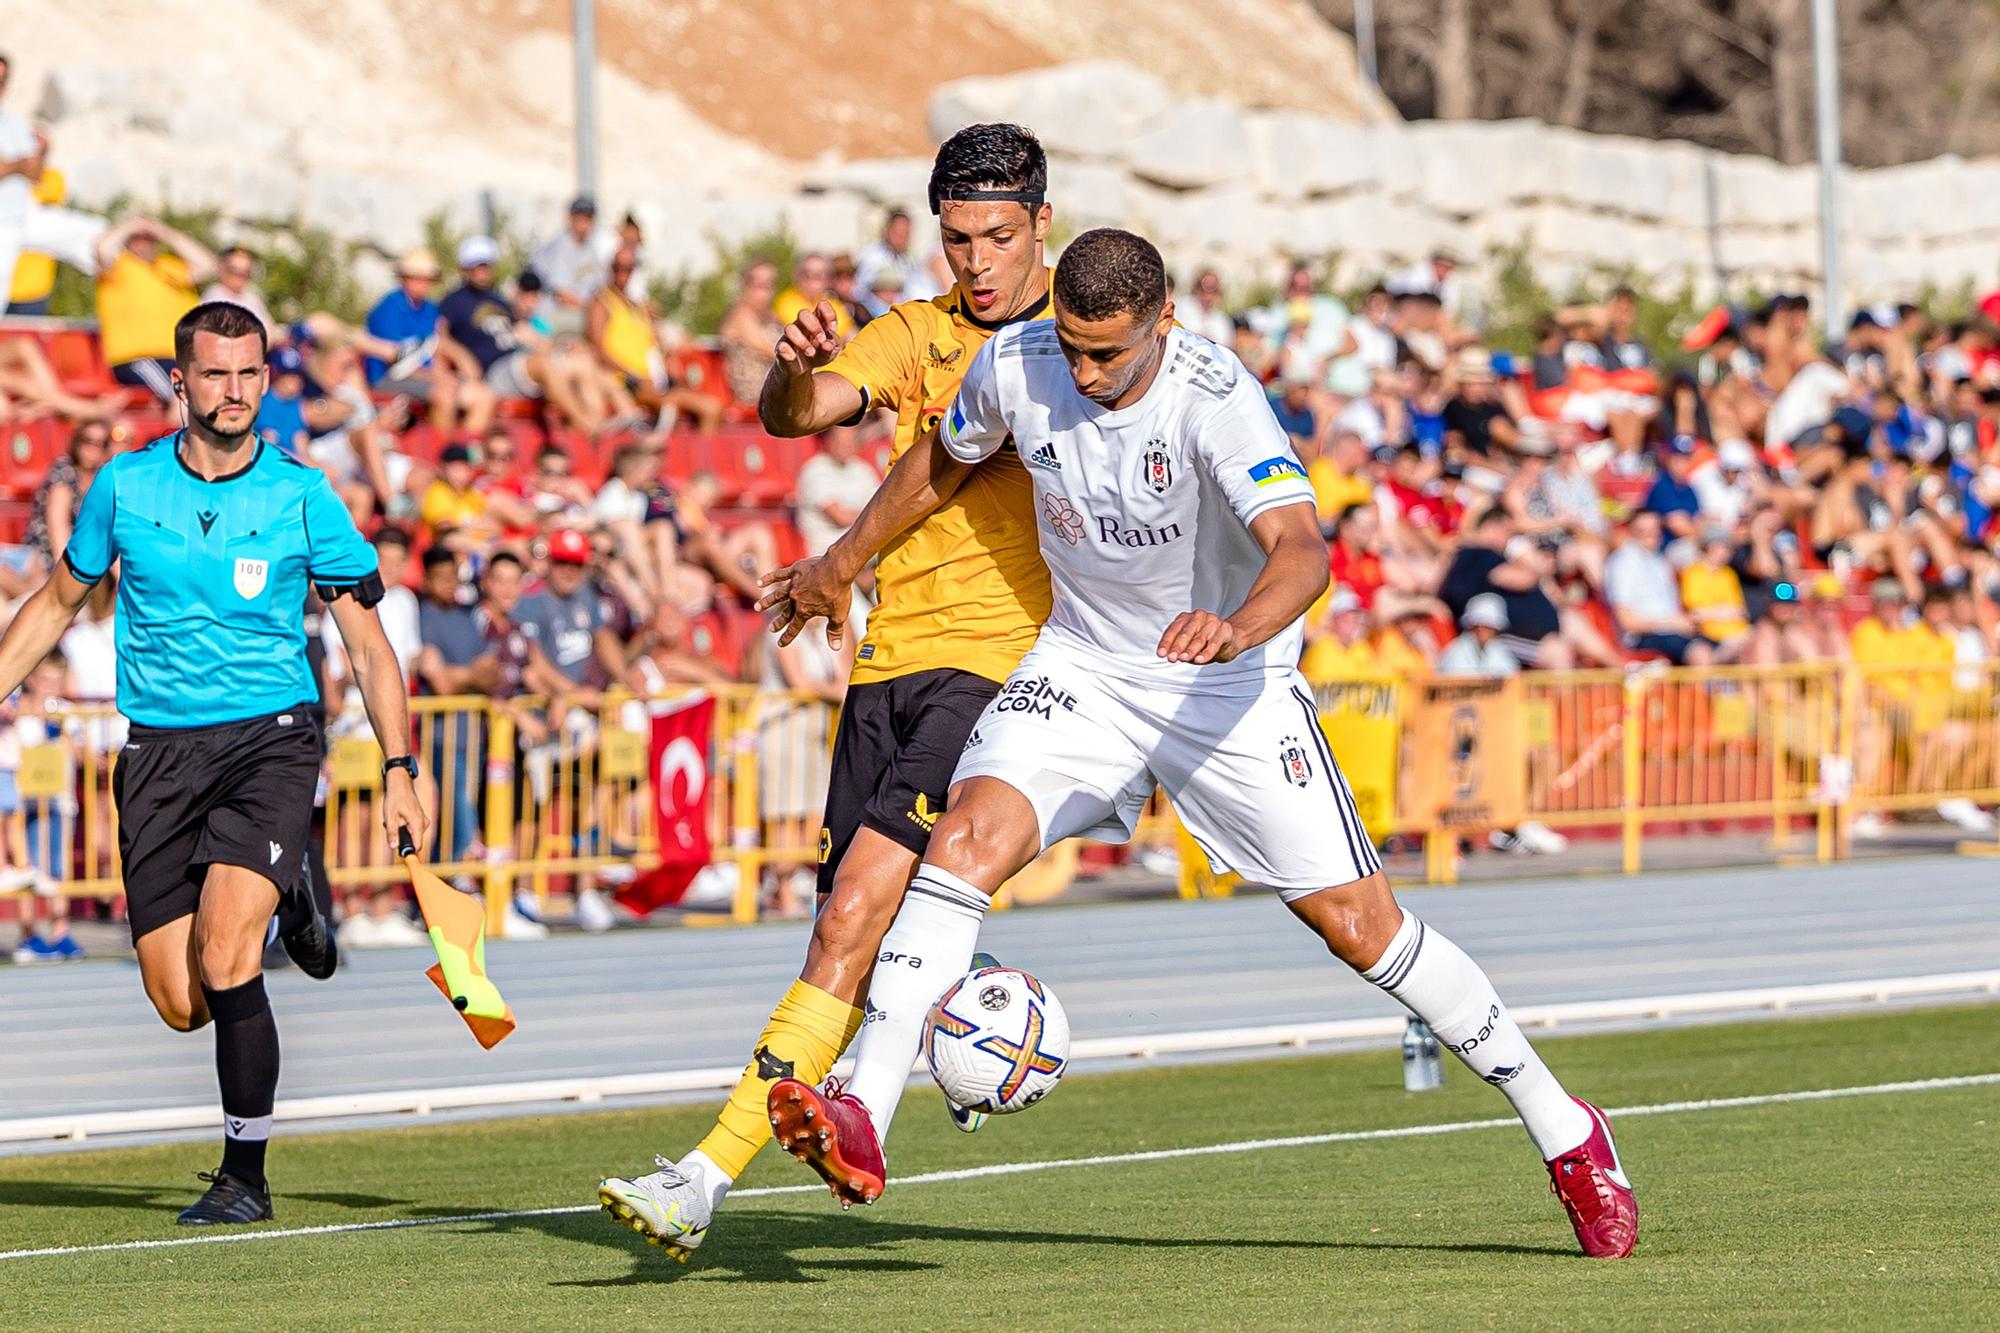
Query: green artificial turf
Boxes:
[{"xmin": 4, "ymin": 1005, "xmax": 1997, "ymax": 1330}]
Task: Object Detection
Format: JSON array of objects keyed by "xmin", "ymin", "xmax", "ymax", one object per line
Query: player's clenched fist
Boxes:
[
  {"xmin": 772, "ymin": 299, "xmax": 846, "ymax": 377},
  {"xmin": 1157, "ymin": 610, "xmax": 1238, "ymax": 665}
]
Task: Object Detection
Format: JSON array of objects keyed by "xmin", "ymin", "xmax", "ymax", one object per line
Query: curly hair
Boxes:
[{"xmin": 1052, "ymin": 228, "xmax": 1166, "ymax": 323}]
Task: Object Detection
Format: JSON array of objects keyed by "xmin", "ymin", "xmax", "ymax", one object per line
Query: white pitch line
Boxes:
[{"xmin": 3, "ymin": 1070, "xmax": 1995, "ymax": 1264}]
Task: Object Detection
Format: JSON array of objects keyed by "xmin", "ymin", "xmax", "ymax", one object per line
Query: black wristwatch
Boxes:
[{"xmin": 383, "ymin": 755, "xmax": 419, "ymax": 782}]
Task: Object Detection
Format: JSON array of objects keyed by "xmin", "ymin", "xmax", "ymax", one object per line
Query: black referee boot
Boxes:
[
  {"xmin": 278, "ymin": 853, "xmax": 338, "ymax": 981},
  {"xmin": 176, "ymin": 1169, "xmax": 274, "ymax": 1226}
]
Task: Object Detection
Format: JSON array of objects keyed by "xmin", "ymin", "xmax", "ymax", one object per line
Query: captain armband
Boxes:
[{"xmin": 313, "ymin": 570, "xmax": 386, "ymax": 608}]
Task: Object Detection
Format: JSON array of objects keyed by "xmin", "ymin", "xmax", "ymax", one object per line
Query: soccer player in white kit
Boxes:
[{"xmin": 763, "ymin": 229, "xmax": 1638, "ymax": 1258}]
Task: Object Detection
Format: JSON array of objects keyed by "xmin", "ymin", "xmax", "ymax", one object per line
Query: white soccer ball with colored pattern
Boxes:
[{"xmin": 921, "ymin": 965, "xmax": 1070, "ymax": 1115}]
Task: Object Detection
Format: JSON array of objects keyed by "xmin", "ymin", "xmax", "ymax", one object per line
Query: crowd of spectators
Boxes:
[{"xmin": 3, "ymin": 58, "xmax": 2000, "ymax": 945}]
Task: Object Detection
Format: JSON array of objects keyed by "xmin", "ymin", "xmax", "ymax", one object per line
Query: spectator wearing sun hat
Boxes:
[
  {"xmin": 1437, "ymin": 593, "xmax": 1519, "ymax": 677},
  {"xmin": 365, "ymin": 245, "xmax": 496, "ymax": 439}
]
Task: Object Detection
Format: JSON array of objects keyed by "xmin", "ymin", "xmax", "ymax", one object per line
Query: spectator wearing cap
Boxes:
[
  {"xmin": 855, "ymin": 208, "xmax": 939, "ymax": 313},
  {"xmin": 438, "ymin": 236, "xmax": 605, "ymax": 433},
  {"xmin": 774, "ymin": 252, "xmax": 854, "ymax": 341},
  {"xmin": 91, "ymin": 215, "xmax": 218, "ymax": 402},
  {"xmin": 1606, "ymin": 510, "xmax": 1715, "ymax": 665},
  {"xmin": 1268, "ymin": 369, "xmax": 1319, "ymax": 449},
  {"xmin": 1437, "ymin": 593, "xmax": 1518, "ymax": 677},
  {"xmin": 1299, "ymin": 587, "xmax": 1381, "ymax": 681},
  {"xmin": 366, "ymin": 246, "xmax": 495, "ymax": 439},
  {"xmin": 420, "ymin": 442, "xmax": 493, "ymax": 542},
  {"xmin": 253, "ymin": 344, "xmax": 310, "ymax": 457},
  {"xmin": 1441, "ymin": 347, "xmax": 1519, "ymax": 459},
  {"xmin": 531, "ymin": 196, "xmax": 616, "ymax": 332},
  {"xmin": 828, "ymin": 253, "xmax": 870, "ymax": 332},
  {"xmin": 519, "ymin": 529, "xmax": 648, "ymax": 701},
  {"xmin": 1643, "ymin": 436, "xmax": 1704, "ymax": 545},
  {"xmin": 1391, "ymin": 246, "xmax": 1477, "ymax": 330},
  {"xmin": 587, "ymin": 247, "xmax": 724, "ymax": 436}
]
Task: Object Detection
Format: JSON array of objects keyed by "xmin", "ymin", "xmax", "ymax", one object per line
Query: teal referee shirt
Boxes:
[{"xmin": 63, "ymin": 432, "xmax": 378, "ymax": 729}]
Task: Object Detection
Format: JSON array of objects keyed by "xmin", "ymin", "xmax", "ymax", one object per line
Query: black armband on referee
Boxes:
[{"xmin": 313, "ymin": 570, "xmax": 386, "ymax": 608}]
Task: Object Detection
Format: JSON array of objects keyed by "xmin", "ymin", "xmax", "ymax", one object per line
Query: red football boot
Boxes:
[
  {"xmin": 1546, "ymin": 1097, "xmax": 1638, "ymax": 1258},
  {"xmin": 768, "ymin": 1076, "xmax": 887, "ymax": 1208}
]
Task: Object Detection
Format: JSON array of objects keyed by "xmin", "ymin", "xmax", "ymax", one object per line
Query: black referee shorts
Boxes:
[
  {"xmin": 113, "ymin": 706, "xmax": 323, "ymax": 942},
  {"xmin": 817, "ymin": 668, "xmax": 999, "ymax": 895}
]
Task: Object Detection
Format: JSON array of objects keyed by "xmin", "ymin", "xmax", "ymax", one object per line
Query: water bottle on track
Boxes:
[{"xmin": 1402, "ymin": 1017, "xmax": 1443, "ymax": 1091}]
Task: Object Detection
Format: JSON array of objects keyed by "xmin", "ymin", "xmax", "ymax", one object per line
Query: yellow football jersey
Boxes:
[{"xmin": 822, "ymin": 277, "xmax": 1054, "ymax": 686}]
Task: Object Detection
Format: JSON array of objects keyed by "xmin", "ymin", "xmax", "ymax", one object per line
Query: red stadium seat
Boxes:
[{"xmin": 1, "ymin": 419, "xmax": 63, "ymax": 501}]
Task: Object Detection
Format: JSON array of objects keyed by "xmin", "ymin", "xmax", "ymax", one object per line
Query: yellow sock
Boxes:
[{"xmin": 695, "ymin": 979, "xmax": 864, "ymax": 1181}]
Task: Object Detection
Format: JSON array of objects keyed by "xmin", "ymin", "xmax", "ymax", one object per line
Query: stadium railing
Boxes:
[{"xmin": 5, "ymin": 663, "xmax": 1999, "ymax": 931}]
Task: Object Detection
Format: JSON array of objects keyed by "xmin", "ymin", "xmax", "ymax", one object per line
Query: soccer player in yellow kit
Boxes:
[{"xmin": 599, "ymin": 124, "xmax": 1055, "ymax": 1258}]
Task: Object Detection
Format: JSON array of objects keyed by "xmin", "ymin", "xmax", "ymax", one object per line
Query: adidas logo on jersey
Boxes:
[{"xmin": 1028, "ymin": 442, "xmax": 1061, "ymax": 471}]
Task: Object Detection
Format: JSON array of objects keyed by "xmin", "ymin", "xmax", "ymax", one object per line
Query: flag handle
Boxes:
[{"xmin": 398, "ymin": 826, "xmax": 417, "ymax": 859}]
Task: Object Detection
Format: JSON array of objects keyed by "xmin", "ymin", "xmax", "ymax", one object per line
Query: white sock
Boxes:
[
  {"xmin": 681, "ymin": 1148, "xmax": 732, "ymax": 1211},
  {"xmin": 1360, "ymin": 909, "xmax": 1592, "ymax": 1159},
  {"xmin": 843, "ymin": 863, "xmax": 989, "ymax": 1144}
]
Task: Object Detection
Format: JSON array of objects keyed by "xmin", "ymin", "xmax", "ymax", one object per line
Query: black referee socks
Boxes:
[{"xmin": 202, "ymin": 975, "xmax": 280, "ymax": 1189}]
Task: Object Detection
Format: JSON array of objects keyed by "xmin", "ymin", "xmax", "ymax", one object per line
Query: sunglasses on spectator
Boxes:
[{"xmin": 611, "ymin": 261, "xmax": 635, "ymax": 274}]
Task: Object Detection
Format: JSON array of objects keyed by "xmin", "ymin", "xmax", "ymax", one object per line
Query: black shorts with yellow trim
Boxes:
[{"xmin": 817, "ymin": 667, "xmax": 999, "ymax": 895}]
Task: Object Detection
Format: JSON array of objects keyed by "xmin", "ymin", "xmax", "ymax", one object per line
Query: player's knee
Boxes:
[
  {"xmin": 148, "ymin": 987, "xmax": 208, "ymax": 1032},
  {"xmin": 1298, "ymin": 874, "xmax": 1402, "ymax": 969},
  {"xmin": 928, "ymin": 804, "xmax": 1031, "ymax": 884}
]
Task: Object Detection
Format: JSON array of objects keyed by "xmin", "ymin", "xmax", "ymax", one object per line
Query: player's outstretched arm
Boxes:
[
  {"xmin": 757, "ymin": 427, "xmax": 972, "ymax": 647},
  {"xmin": 0, "ymin": 565, "xmax": 94, "ymax": 700},
  {"xmin": 328, "ymin": 595, "xmax": 432, "ymax": 858},
  {"xmin": 758, "ymin": 299, "xmax": 865, "ymax": 437},
  {"xmin": 1158, "ymin": 502, "xmax": 1329, "ymax": 665}
]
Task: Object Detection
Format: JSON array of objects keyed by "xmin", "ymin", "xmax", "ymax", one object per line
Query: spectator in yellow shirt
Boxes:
[
  {"xmin": 420, "ymin": 443, "xmax": 494, "ymax": 544},
  {"xmin": 1680, "ymin": 532, "xmax": 1751, "ymax": 661},
  {"xmin": 7, "ymin": 167, "xmax": 65, "ymax": 314},
  {"xmin": 1310, "ymin": 430, "xmax": 1375, "ymax": 522},
  {"xmin": 1300, "ymin": 587, "xmax": 1384, "ymax": 681},
  {"xmin": 1848, "ymin": 581, "xmax": 1994, "ymax": 837},
  {"xmin": 772, "ymin": 253, "xmax": 854, "ymax": 341},
  {"xmin": 93, "ymin": 216, "xmax": 217, "ymax": 402}
]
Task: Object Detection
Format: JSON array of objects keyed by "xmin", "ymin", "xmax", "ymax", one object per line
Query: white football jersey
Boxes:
[{"xmin": 941, "ymin": 324, "xmax": 1316, "ymax": 685}]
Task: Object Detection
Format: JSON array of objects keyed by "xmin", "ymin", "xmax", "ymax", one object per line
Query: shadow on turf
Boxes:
[
  {"xmin": 0, "ymin": 1179, "xmax": 198, "ymax": 1212},
  {"xmin": 475, "ymin": 1208, "xmax": 1350, "ymax": 1287}
]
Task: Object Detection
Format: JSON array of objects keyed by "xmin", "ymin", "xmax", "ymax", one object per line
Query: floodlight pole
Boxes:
[
  {"xmin": 574, "ymin": 0, "xmax": 599, "ymax": 201},
  {"xmin": 1811, "ymin": 0, "xmax": 1843, "ymax": 342}
]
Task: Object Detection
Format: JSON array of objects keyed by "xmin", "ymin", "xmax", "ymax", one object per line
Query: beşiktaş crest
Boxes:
[{"xmin": 1142, "ymin": 438, "xmax": 1173, "ymax": 494}]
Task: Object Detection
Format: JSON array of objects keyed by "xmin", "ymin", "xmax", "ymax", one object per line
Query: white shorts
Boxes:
[{"xmin": 952, "ymin": 643, "xmax": 1382, "ymax": 898}]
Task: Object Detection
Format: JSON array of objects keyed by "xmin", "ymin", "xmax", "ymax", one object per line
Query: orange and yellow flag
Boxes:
[{"xmin": 400, "ymin": 831, "xmax": 516, "ymax": 1049}]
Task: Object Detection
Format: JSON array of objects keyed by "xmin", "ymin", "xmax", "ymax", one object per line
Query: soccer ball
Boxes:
[{"xmin": 921, "ymin": 965, "xmax": 1070, "ymax": 1115}]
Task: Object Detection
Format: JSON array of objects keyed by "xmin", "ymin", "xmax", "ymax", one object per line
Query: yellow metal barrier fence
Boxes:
[{"xmin": 7, "ymin": 664, "xmax": 1999, "ymax": 925}]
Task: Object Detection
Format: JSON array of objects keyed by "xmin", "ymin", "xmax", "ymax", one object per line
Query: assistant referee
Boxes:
[{"xmin": 0, "ymin": 302, "xmax": 429, "ymax": 1225}]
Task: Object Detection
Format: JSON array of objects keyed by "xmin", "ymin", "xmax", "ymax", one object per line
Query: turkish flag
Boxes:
[{"xmin": 614, "ymin": 694, "xmax": 717, "ymax": 917}]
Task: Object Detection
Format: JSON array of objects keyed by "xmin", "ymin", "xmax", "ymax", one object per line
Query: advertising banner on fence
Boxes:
[
  {"xmin": 1410, "ymin": 677, "xmax": 1525, "ymax": 831},
  {"xmin": 1314, "ymin": 676, "xmax": 1402, "ymax": 836},
  {"xmin": 616, "ymin": 694, "xmax": 717, "ymax": 916}
]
